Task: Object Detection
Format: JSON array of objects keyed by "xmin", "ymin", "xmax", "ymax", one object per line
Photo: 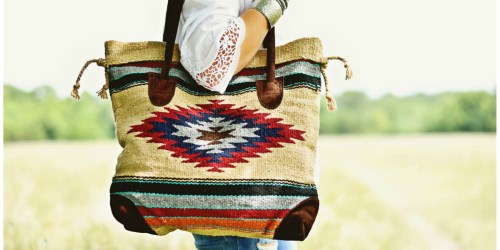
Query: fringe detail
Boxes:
[
  {"xmin": 345, "ymin": 65, "xmax": 353, "ymax": 80},
  {"xmin": 320, "ymin": 65, "xmax": 337, "ymax": 111},
  {"xmin": 325, "ymin": 56, "xmax": 352, "ymax": 80},
  {"xmin": 326, "ymin": 95, "xmax": 337, "ymax": 111},
  {"xmin": 320, "ymin": 56, "xmax": 353, "ymax": 111},
  {"xmin": 71, "ymin": 82, "xmax": 81, "ymax": 100},
  {"xmin": 96, "ymin": 63, "xmax": 110, "ymax": 99},
  {"xmin": 97, "ymin": 85, "xmax": 108, "ymax": 99},
  {"xmin": 73, "ymin": 58, "xmax": 108, "ymax": 100}
]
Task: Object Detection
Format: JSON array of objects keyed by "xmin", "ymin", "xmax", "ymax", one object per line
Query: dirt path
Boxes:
[{"xmin": 340, "ymin": 163, "xmax": 461, "ymax": 250}]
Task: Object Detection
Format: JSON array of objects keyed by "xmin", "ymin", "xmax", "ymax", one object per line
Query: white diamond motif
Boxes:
[{"xmin": 172, "ymin": 117, "xmax": 259, "ymax": 154}]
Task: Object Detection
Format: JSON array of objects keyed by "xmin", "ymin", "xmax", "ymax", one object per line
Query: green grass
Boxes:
[{"xmin": 4, "ymin": 134, "xmax": 496, "ymax": 250}]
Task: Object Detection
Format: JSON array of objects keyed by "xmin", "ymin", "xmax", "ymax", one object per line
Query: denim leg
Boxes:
[
  {"xmin": 192, "ymin": 234, "xmax": 297, "ymax": 250},
  {"xmin": 192, "ymin": 234, "xmax": 259, "ymax": 250},
  {"xmin": 257, "ymin": 238, "xmax": 278, "ymax": 250},
  {"xmin": 257, "ymin": 239, "xmax": 298, "ymax": 250},
  {"xmin": 277, "ymin": 240, "xmax": 298, "ymax": 250}
]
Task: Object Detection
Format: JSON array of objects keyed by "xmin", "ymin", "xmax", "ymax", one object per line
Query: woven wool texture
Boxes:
[{"xmin": 106, "ymin": 37, "xmax": 326, "ymax": 238}]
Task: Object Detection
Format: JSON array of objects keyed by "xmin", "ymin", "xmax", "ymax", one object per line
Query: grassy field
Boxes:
[{"xmin": 3, "ymin": 134, "xmax": 496, "ymax": 250}]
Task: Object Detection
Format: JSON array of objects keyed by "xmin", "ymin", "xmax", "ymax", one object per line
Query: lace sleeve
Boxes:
[
  {"xmin": 180, "ymin": 17, "xmax": 246, "ymax": 94},
  {"xmin": 194, "ymin": 19, "xmax": 242, "ymax": 92}
]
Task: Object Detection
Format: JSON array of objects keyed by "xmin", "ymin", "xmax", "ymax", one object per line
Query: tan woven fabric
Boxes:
[
  {"xmin": 73, "ymin": 36, "xmax": 349, "ymax": 239},
  {"xmin": 104, "ymin": 37, "xmax": 325, "ymax": 67},
  {"xmin": 111, "ymin": 85, "xmax": 319, "ymax": 184}
]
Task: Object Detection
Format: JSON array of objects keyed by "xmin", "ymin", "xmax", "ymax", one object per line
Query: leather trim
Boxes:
[
  {"xmin": 148, "ymin": 72, "xmax": 176, "ymax": 106},
  {"xmin": 273, "ymin": 197, "xmax": 319, "ymax": 240},
  {"xmin": 110, "ymin": 194, "xmax": 157, "ymax": 235},
  {"xmin": 256, "ymin": 78, "xmax": 284, "ymax": 109}
]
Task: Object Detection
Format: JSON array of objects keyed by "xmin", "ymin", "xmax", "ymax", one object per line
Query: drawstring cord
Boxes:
[
  {"xmin": 72, "ymin": 58, "xmax": 109, "ymax": 100},
  {"xmin": 321, "ymin": 56, "xmax": 353, "ymax": 111},
  {"xmin": 326, "ymin": 56, "xmax": 353, "ymax": 80},
  {"xmin": 72, "ymin": 56, "xmax": 351, "ymax": 106}
]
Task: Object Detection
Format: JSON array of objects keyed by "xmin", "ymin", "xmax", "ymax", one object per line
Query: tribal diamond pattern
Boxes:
[{"xmin": 129, "ymin": 100, "xmax": 305, "ymax": 172}]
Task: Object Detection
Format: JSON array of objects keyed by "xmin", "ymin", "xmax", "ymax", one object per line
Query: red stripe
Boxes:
[
  {"xmin": 137, "ymin": 207, "xmax": 290, "ymax": 219},
  {"xmin": 116, "ymin": 61, "xmax": 182, "ymax": 69},
  {"xmin": 145, "ymin": 217, "xmax": 281, "ymax": 231},
  {"xmin": 115, "ymin": 59, "xmax": 316, "ymax": 72},
  {"xmin": 116, "ymin": 61, "xmax": 162, "ymax": 68},
  {"xmin": 236, "ymin": 68, "xmax": 266, "ymax": 76}
]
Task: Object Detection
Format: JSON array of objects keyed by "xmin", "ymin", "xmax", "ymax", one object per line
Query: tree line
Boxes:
[
  {"xmin": 3, "ymin": 85, "xmax": 496, "ymax": 141},
  {"xmin": 320, "ymin": 91, "xmax": 496, "ymax": 134}
]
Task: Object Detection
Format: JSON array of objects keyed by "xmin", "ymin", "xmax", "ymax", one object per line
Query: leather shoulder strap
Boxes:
[
  {"xmin": 151, "ymin": 1, "xmax": 281, "ymax": 109},
  {"xmin": 161, "ymin": 0, "xmax": 184, "ymax": 78}
]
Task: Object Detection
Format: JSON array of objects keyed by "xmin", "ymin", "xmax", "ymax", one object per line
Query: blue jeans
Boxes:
[{"xmin": 192, "ymin": 234, "xmax": 298, "ymax": 250}]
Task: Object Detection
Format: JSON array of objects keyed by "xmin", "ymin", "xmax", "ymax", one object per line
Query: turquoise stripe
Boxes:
[
  {"xmin": 170, "ymin": 68, "xmax": 196, "ymax": 84},
  {"xmin": 120, "ymin": 193, "xmax": 305, "ymax": 209},
  {"xmin": 112, "ymin": 192, "xmax": 312, "ymax": 199},
  {"xmin": 109, "ymin": 61, "xmax": 321, "ymax": 85},
  {"xmin": 109, "ymin": 66, "xmax": 161, "ymax": 81},
  {"xmin": 286, "ymin": 81, "xmax": 320, "ymax": 90},
  {"xmin": 231, "ymin": 62, "xmax": 322, "ymax": 84},
  {"xmin": 112, "ymin": 179, "xmax": 316, "ymax": 189}
]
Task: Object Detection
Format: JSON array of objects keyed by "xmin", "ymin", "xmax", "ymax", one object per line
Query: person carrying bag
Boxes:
[{"xmin": 73, "ymin": 0, "xmax": 351, "ymax": 249}]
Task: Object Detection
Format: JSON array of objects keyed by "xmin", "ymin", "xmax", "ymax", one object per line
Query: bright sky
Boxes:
[{"xmin": 3, "ymin": 0, "xmax": 496, "ymax": 98}]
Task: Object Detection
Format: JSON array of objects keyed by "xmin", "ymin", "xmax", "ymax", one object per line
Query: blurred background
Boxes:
[{"xmin": 3, "ymin": 0, "xmax": 496, "ymax": 249}]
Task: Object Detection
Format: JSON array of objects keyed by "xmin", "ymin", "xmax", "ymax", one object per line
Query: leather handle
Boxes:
[
  {"xmin": 265, "ymin": 28, "xmax": 276, "ymax": 83},
  {"xmin": 256, "ymin": 28, "xmax": 284, "ymax": 109},
  {"xmin": 161, "ymin": 0, "xmax": 184, "ymax": 78},
  {"xmin": 148, "ymin": 0, "xmax": 184, "ymax": 106},
  {"xmin": 149, "ymin": 1, "xmax": 283, "ymax": 109}
]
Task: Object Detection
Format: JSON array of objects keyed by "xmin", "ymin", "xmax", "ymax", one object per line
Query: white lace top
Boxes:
[{"xmin": 177, "ymin": 0, "xmax": 253, "ymax": 93}]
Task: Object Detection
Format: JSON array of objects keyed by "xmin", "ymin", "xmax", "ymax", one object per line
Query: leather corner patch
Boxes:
[
  {"xmin": 110, "ymin": 194, "xmax": 157, "ymax": 235},
  {"xmin": 256, "ymin": 78, "xmax": 284, "ymax": 110},
  {"xmin": 148, "ymin": 72, "xmax": 176, "ymax": 106},
  {"xmin": 273, "ymin": 197, "xmax": 319, "ymax": 241}
]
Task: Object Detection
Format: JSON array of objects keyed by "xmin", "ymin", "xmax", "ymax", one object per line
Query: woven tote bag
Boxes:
[{"xmin": 72, "ymin": 0, "xmax": 351, "ymax": 241}]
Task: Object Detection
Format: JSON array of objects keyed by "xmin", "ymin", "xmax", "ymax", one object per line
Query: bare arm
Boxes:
[
  {"xmin": 235, "ymin": 9, "xmax": 270, "ymax": 74},
  {"xmin": 178, "ymin": 1, "xmax": 287, "ymax": 93}
]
